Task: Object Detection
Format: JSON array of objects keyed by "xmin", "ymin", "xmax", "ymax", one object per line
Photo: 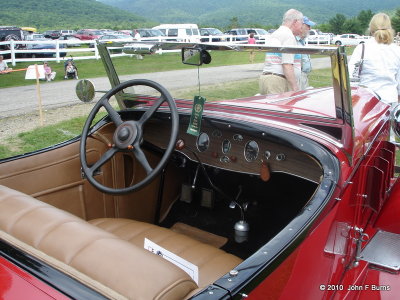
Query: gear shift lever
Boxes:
[{"xmin": 230, "ymin": 186, "xmax": 250, "ymax": 242}]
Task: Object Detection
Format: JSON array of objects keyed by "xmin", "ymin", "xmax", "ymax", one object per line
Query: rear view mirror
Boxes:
[
  {"xmin": 76, "ymin": 79, "xmax": 95, "ymax": 103},
  {"xmin": 181, "ymin": 48, "xmax": 212, "ymax": 66}
]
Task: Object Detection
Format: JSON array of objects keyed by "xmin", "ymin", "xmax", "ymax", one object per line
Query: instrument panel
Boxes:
[{"xmin": 144, "ymin": 121, "xmax": 323, "ymax": 183}]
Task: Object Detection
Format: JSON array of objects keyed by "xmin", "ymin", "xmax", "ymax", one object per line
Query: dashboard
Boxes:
[{"xmin": 144, "ymin": 119, "xmax": 323, "ymax": 183}]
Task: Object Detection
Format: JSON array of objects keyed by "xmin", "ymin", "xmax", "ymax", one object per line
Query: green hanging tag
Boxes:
[{"xmin": 187, "ymin": 95, "xmax": 206, "ymax": 136}]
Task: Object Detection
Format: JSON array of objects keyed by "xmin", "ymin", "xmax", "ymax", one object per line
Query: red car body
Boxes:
[
  {"xmin": 1, "ymin": 43, "xmax": 400, "ymax": 299},
  {"xmin": 73, "ymin": 29, "xmax": 103, "ymax": 40}
]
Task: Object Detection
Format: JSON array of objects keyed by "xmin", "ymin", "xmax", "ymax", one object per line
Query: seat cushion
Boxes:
[{"xmin": 89, "ymin": 218, "xmax": 243, "ymax": 288}]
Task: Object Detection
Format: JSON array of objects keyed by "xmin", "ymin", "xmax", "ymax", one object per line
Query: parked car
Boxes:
[
  {"xmin": 118, "ymin": 29, "xmax": 133, "ymax": 35},
  {"xmin": 74, "ymin": 29, "xmax": 103, "ymax": 40},
  {"xmin": 1, "ymin": 41, "xmax": 400, "ymax": 299},
  {"xmin": 225, "ymin": 28, "xmax": 269, "ymax": 43},
  {"xmin": 42, "ymin": 30, "xmax": 61, "ymax": 39},
  {"xmin": 24, "ymin": 33, "xmax": 47, "ymax": 41},
  {"xmin": 133, "ymin": 28, "xmax": 166, "ymax": 41},
  {"xmin": 200, "ymin": 28, "xmax": 225, "ymax": 42},
  {"xmin": 332, "ymin": 33, "xmax": 367, "ymax": 46},
  {"xmin": 97, "ymin": 34, "xmax": 134, "ymax": 44},
  {"xmin": 57, "ymin": 35, "xmax": 82, "ymax": 47},
  {"xmin": 59, "ymin": 29, "xmax": 76, "ymax": 36},
  {"xmin": 305, "ymin": 29, "xmax": 331, "ymax": 45},
  {"xmin": 152, "ymin": 24, "xmax": 201, "ymax": 42},
  {"xmin": 24, "ymin": 36, "xmax": 67, "ymax": 58}
]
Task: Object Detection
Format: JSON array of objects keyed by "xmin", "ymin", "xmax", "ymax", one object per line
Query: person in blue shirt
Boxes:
[{"xmin": 297, "ymin": 16, "xmax": 315, "ymax": 89}]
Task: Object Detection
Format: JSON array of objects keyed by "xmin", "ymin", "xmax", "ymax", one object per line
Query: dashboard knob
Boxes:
[
  {"xmin": 276, "ymin": 153, "xmax": 286, "ymax": 161},
  {"xmin": 175, "ymin": 139, "xmax": 185, "ymax": 150}
]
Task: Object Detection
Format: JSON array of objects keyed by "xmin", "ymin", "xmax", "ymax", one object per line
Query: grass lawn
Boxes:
[{"xmin": 0, "ymin": 112, "xmax": 106, "ymax": 159}]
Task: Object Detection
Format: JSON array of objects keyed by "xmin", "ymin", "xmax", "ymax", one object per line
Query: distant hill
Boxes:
[
  {"xmin": 0, "ymin": 0, "xmax": 149, "ymax": 31},
  {"xmin": 98, "ymin": 0, "xmax": 400, "ymax": 28}
]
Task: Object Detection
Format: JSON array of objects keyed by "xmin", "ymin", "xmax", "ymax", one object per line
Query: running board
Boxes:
[{"xmin": 360, "ymin": 230, "xmax": 400, "ymax": 272}]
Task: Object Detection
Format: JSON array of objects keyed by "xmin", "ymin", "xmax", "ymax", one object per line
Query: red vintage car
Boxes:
[{"xmin": 1, "ymin": 42, "xmax": 400, "ymax": 299}]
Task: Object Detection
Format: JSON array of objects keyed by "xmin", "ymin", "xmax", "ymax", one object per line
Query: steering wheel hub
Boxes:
[{"xmin": 114, "ymin": 122, "xmax": 138, "ymax": 149}]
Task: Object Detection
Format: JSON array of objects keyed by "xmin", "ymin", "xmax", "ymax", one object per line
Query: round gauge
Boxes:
[
  {"xmin": 222, "ymin": 139, "xmax": 231, "ymax": 154},
  {"xmin": 220, "ymin": 156, "xmax": 230, "ymax": 163},
  {"xmin": 212, "ymin": 130, "xmax": 222, "ymax": 138},
  {"xmin": 244, "ymin": 141, "xmax": 259, "ymax": 162},
  {"xmin": 233, "ymin": 134, "xmax": 244, "ymax": 142},
  {"xmin": 196, "ymin": 132, "xmax": 210, "ymax": 152}
]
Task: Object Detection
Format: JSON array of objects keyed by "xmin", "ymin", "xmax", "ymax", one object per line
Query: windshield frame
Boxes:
[{"xmin": 97, "ymin": 42, "xmax": 354, "ymax": 161}]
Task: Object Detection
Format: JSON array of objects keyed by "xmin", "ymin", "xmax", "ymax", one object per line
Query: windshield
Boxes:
[
  {"xmin": 203, "ymin": 28, "xmax": 222, "ymax": 35},
  {"xmin": 255, "ymin": 29, "xmax": 268, "ymax": 35},
  {"xmin": 107, "ymin": 44, "xmax": 338, "ymax": 121},
  {"xmin": 115, "ymin": 35, "xmax": 131, "ymax": 39},
  {"xmin": 150, "ymin": 29, "xmax": 165, "ymax": 36}
]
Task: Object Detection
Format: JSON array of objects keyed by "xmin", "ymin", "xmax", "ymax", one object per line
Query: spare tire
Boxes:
[{"xmin": 4, "ymin": 34, "xmax": 22, "ymax": 49}]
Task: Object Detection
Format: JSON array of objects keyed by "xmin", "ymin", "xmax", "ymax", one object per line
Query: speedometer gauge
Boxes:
[
  {"xmin": 222, "ymin": 139, "xmax": 231, "ymax": 154},
  {"xmin": 244, "ymin": 141, "xmax": 259, "ymax": 162},
  {"xmin": 196, "ymin": 132, "xmax": 210, "ymax": 152}
]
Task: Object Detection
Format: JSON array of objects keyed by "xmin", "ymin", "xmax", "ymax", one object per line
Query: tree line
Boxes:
[
  {"xmin": 319, "ymin": 9, "xmax": 400, "ymax": 35},
  {"xmin": 225, "ymin": 9, "xmax": 400, "ymax": 36}
]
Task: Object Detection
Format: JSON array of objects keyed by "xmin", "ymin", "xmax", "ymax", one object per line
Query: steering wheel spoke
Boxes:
[
  {"xmin": 103, "ymin": 101, "xmax": 123, "ymax": 127},
  {"xmin": 138, "ymin": 96, "xmax": 166, "ymax": 126},
  {"xmin": 89, "ymin": 147, "xmax": 118, "ymax": 175},
  {"xmin": 132, "ymin": 145, "xmax": 153, "ymax": 175}
]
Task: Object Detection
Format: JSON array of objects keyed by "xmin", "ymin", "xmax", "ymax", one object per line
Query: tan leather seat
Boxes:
[
  {"xmin": 90, "ymin": 218, "xmax": 243, "ymax": 288},
  {"xmin": 0, "ymin": 185, "xmax": 196, "ymax": 299},
  {"xmin": 0, "ymin": 185, "xmax": 242, "ymax": 299}
]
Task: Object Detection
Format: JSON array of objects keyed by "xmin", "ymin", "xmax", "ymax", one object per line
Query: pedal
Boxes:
[
  {"xmin": 180, "ymin": 183, "xmax": 193, "ymax": 203},
  {"xmin": 200, "ymin": 188, "xmax": 214, "ymax": 209}
]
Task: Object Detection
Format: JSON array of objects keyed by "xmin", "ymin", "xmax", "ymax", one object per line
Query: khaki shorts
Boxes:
[{"xmin": 259, "ymin": 74, "xmax": 290, "ymax": 95}]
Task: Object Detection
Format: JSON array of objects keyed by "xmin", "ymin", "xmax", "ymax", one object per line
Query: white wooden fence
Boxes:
[
  {"xmin": 0, "ymin": 36, "xmax": 244, "ymax": 66},
  {"xmin": 0, "ymin": 34, "xmax": 331, "ymax": 66},
  {"xmin": 0, "ymin": 40, "xmax": 101, "ymax": 66}
]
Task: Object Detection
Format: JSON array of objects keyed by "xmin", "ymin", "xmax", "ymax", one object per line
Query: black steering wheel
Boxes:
[{"xmin": 80, "ymin": 79, "xmax": 179, "ymax": 194}]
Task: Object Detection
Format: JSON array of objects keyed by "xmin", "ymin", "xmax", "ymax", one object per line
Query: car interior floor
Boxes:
[{"xmin": 159, "ymin": 161, "xmax": 318, "ymax": 259}]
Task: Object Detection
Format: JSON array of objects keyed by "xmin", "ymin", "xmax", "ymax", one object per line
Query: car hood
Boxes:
[{"xmin": 217, "ymin": 87, "xmax": 336, "ymax": 120}]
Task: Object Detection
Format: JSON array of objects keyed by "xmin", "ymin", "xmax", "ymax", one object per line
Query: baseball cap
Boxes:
[{"xmin": 303, "ymin": 16, "xmax": 316, "ymax": 27}]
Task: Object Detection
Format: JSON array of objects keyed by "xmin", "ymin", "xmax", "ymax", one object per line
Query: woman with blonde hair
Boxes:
[{"xmin": 348, "ymin": 13, "xmax": 400, "ymax": 104}]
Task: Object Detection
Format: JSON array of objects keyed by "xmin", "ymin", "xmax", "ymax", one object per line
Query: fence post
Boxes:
[
  {"xmin": 55, "ymin": 40, "xmax": 60, "ymax": 63},
  {"xmin": 10, "ymin": 41, "xmax": 16, "ymax": 66},
  {"xmin": 94, "ymin": 42, "xmax": 99, "ymax": 59}
]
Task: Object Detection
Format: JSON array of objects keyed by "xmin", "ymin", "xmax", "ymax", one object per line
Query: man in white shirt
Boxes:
[{"xmin": 259, "ymin": 9, "xmax": 303, "ymax": 95}]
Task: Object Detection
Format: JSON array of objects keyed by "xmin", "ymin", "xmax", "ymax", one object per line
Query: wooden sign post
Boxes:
[{"xmin": 25, "ymin": 64, "xmax": 45, "ymax": 126}]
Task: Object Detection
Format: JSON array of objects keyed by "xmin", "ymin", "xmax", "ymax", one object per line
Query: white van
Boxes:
[{"xmin": 152, "ymin": 24, "xmax": 200, "ymax": 42}]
